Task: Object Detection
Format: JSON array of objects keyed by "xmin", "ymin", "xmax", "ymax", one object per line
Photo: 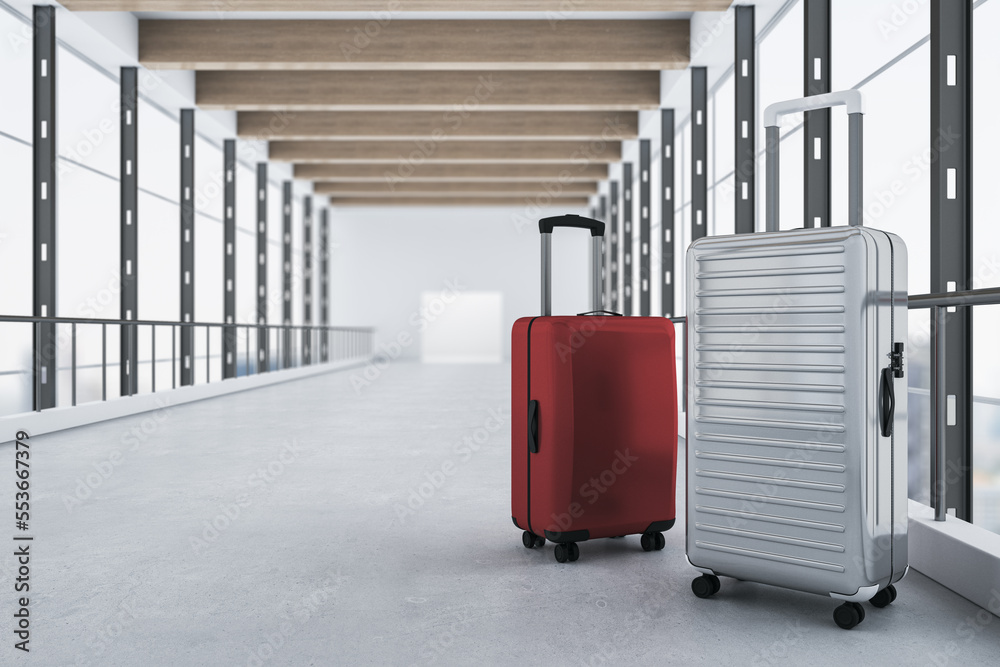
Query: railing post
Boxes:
[
  {"xmin": 932, "ymin": 305, "xmax": 948, "ymax": 521},
  {"xmin": 71, "ymin": 322, "xmax": 77, "ymax": 407},
  {"xmin": 33, "ymin": 6, "xmax": 57, "ymax": 411},
  {"xmin": 121, "ymin": 66, "xmax": 139, "ymax": 397},
  {"xmin": 180, "ymin": 109, "xmax": 196, "ymax": 387},
  {"xmin": 102, "ymin": 323, "xmax": 107, "ymax": 401},
  {"xmin": 257, "ymin": 163, "xmax": 269, "ymax": 373},
  {"xmin": 622, "ymin": 162, "xmax": 634, "ymax": 316},
  {"xmin": 223, "ymin": 139, "xmax": 237, "ymax": 380}
]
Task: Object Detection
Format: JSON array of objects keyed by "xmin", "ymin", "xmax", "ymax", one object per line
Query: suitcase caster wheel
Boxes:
[
  {"xmin": 641, "ymin": 533, "xmax": 655, "ymax": 552},
  {"xmin": 691, "ymin": 575, "xmax": 720, "ymax": 599},
  {"xmin": 522, "ymin": 531, "xmax": 536, "ymax": 549},
  {"xmin": 655, "ymin": 533, "xmax": 665, "ymax": 550},
  {"xmin": 834, "ymin": 602, "xmax": 865, "ymax": 629},
  {"xmin": 534, "ymin": 535, "xmax": 546, "ymax": 549},
  {"xmin": 869, "ymin": 584, "xmax": 897, "ymax": 608},
  {"xmin": 554, "ymin": 542, "xmax": 580, "ymax": 563}
]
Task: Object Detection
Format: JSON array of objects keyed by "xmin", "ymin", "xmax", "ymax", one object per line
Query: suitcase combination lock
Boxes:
[{"xmin": 889, "ymin": 343, "xmax": 905, "ymax": 378}]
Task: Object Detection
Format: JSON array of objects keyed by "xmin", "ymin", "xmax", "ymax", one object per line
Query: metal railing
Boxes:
[
  {"xmin": 908, "ymin": 286, "xmax": 1000, "ymax": 521},
  {"xmin": 0, "ymin": 314, "xmax": 375, "ymax": 415},
  {"xmin": 670, "ymin": 285, "xmax": 1000, "ymax": 523}
]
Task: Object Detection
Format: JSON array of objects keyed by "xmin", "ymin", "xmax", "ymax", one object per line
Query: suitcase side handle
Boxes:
[
  {"xmin": 764, "ymin": 90, "xmax": 865, "ymax": 232},
  {"xmin": 880, "ymin": 367, "xmax": 895, "ymax": 437},
  {"xmin": 539, "ymin": 214, "xmax": 606, "ymax": 316}
]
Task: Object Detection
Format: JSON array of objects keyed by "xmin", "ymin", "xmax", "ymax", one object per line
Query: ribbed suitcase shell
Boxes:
[
  {"xmin": 686, "ymin": 226, "xmax": 908, "ymax": 601},
  {"xmin": 512, "ymin": 315, "xmax": 677, "ymax": 543}
]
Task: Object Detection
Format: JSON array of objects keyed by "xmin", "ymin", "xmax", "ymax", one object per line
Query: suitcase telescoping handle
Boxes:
[
  {"xmin": 764, "ymin": 90, "xmax": 865, "ymax": 232},
  {"xmin": 538, "ymin": 214, "xmax": 605, "ymax": 316}
]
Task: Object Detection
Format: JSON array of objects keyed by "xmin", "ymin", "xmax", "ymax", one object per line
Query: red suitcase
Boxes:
[{"xmin": 511, "ymin": 214, "xmax": 678, "ymax": 563}]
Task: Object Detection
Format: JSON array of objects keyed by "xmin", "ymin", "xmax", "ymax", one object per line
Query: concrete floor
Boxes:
[{"xmin": 2, "ymin": 361, "xmax": 999, "ymax": 666}]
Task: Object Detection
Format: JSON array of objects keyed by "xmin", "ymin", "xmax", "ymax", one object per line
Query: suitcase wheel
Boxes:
[
  {"xmin": 691, "ymin": 574, "xmax": 721, "ymax": 599},
  {"xmin": 554, "ymin": 542, "xmax": 579, "ymax": 563},
  {"xmin": 869, "ymin": 584, "xmax": 897, "ymax": 609},
  {"xmin": 641, "ymin": 532, "xmax": 666, "ymax": 552},
  {"xmin": 833, "ymin": 602, "xmax": 866, "ymax": 630},
  {"xmin": 521, "ymin": 531, "xmax": 545, "ymax": 549}
]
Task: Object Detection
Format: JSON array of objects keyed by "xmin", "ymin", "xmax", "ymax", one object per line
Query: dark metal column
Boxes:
[
  {"xmin": 120, "ymin": 66, "xmax": 138, "ymax": 396},
  {"xmin": 223, "ymin": 140, "xmax": 237, "ymax": 379},
  {"xmin": 256, "ymin": 163, "xmax": 268, "ymax": 373},
  {"xmin": 691, "ymin": 67, "xmax": 708, "ymax": 241},
  {"xmin": 622, "ymin": 162, "xmax": 634, "ymax": 316},
  {"xmin": 804, "ymin": 0, "xmax": 831, "ymax": 228},
  {"xmin": 735, "ymin": 5, "xmax": 756, "ymax": 235},
  {"xmin": 610, "ymin": 180, "xmax": 619, "ymax": 312},
  {"xmin": 661, "ymin": 109, "xmax": 676, "ymax": 318},
  {"xmin": 598, "ymin": 194, "xmax": 607, "ymax": 309},
  {"xmin": 320, "ymin": 207, "xmax": 330, "ymax": 362},
  {"xmin": 180, "ymin": 109, "xmax": 195, "ymax": 386},
  {"xmin": 639, "ymin": 139, "xmax": 651, "ymax": 316},
  {"xmin": 931, "ymin": 0, "xmax": 973, "ymax": 521},
  {"xmin": 303, "ymin": 196, "xmax": 313, "ymax": 365},
  {"xmin": 33, "ymin": 5, "xmax": 56, "ymax": 410},
  {"xmin": 282, "ymin": 181, "xmax": 293, "ymax": 368}
]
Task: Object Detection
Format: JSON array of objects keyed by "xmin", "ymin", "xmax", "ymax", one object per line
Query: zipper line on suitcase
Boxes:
[
  {"xmin": 526, "ymin": 317, "xmax": 538, "ymax": 538},
  {"xmin": 888, "ymin": 234, "xmax": 896, "ymax": 577}
]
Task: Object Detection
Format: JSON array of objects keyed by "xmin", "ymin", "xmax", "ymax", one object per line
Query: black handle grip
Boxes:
[
  {"xmin": 539, "ymin": 214, "xmax": 605, "ymax": 237},
  {"xmin": 576, "ymin": 310, "xmax": 623, "ymax": 317},
  {"xmin": 528, "ymin": 400, "xmax": 539, "ymax": 453},
  {"xmin": 880, "ymin": 367, "xmax": 895, "ymax": 437}
]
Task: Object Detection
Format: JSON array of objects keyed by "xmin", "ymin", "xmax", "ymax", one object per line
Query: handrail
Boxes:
[
  {"xmin": 0, "ymin": 313, "xmax": 373, "ymax": 331},
  {"xmin": 907, "ymin": 288, "xmax": 996, "ymax": 521},
  {"xmin": 908, "ymin": 286, "xmax": 1000, "ymax": 309},
  {"xmin": 2, "ymin": 313, "xmax": 375, "ymax": 417}
]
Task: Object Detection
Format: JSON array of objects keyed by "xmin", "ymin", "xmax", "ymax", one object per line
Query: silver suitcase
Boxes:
[{"xmin": 685, "ymin": 91, "xmax": 908, "ymax": 630}]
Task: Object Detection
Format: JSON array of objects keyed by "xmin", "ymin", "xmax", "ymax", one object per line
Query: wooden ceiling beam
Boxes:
[
  {"xmin": 196, "ymin": 70, "xmax": 660, "ymax": 111},
  {"xmin": 293, "ymin": 163, "xmax": 608, "ymax": 182},
  {"xmin": 139, "ymin": 20, "xmax": 688, "ymax": 71},
  {"xmin": 329, "ymin": 196, "xmax": 590, "ymax": 207},
  {"xmin": 238, "ymin": 111, "xmax": 638, "ymax": 142},
  {"xmin": 314, "ymin": 181, "xmax": 598, "ymax": 196},
  {"xmin": 64, "ymin": 1, "xmax": 730, "ymax": 12},
  {"xmin": 270, "ymin": 140, "xmax": 620, "ymax": 163}
]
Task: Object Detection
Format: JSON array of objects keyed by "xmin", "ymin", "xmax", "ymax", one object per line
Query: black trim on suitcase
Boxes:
[
  {"xmin": 511, "ymin": 516, "xmax": 522, "ymax": 530},
  {"xmin": 544, "ymin": 529, "xmax": 590, "ymax": 544},
  {"xmin": 644, "ymin": 519, "xmax": 675, "ymax": 534},
  {"xmin": 525, "ymin": 317, "xmax": 539, "ymax": 538}
]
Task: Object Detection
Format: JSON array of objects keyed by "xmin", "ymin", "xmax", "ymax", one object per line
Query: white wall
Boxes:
[{"xmin": 330, "ymin": 205, "xmax": 590, "ymax": 362}]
